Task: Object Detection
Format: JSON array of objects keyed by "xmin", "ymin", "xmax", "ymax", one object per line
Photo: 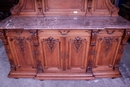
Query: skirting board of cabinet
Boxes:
[
  {"xmin": 35, "ymin": 73, "xmax": 95, "ymax": 80},
  {"xmin": 92, "ymin": 68, "xmax": 121, "ymax": 78},
  {"xmin": 8, "ymin": 69, "xmax": 37, "ymax": 78}
]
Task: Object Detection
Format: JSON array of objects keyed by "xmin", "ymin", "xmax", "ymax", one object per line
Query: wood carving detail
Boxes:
[
  {"xmin": 0, "ymin": 30, "xmax": 8, "ymax": 45},
  {"xmin": 15, "ymin": 37, "xmax": 26, "ymax": 56},
  {"xmin": 113, "ymin": 59, "xmax": 120, "ymax": 70},
  {"xmin": 10, "ymin": 0, "xmax": 24, "ymax": 14},
  {"xmin": 86, "ymin": 60, "xmax": 92, "ymax": 73},
  {"xmin": 91, "ymin": 30, "xmax": 100, "ymax": 46},
  {"xmin": 122, "ymin": 31, "xmax": 130, "ymax": 44},
  {"xmin": 104, "ymin": 37, "xmax": 119, "ymax": 56},
  {"xmin": 87, "ymin": 0, "xmax": 92, "ymax": 14},
  {"xmin": 37, "ymin": 0, "xmax": 43, "ymax": 15},
  {"xmin": 37, "ymin": 60, "xmax": 43, "ymax": 73},
  {"xmin": 9, "ymin": 59, "xmax": 16, "ymax": 71},
  {"xmin": 10, "ymin": 37, "xmax": 32, "ymax": 56},
  {"xmin": 104, "ymin": 37, "xmax": 113, "ymax": 53},
  {"xmin": 69, "ymin": 36, "xmax": 87, "ymax": 53},
  {"xmin": 98, "ymin": 37, "xmax": 119, "ymax": 56},
  {"xmin": 42, "ymin": 37, "xmax": 60, "ymax": 53}
]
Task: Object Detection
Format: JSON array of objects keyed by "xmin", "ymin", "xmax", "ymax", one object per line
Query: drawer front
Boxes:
[
  {"xmin": 5, "ymin": 29, "xmax": 37, "ymax": 37},
  {"xmin": 38, "ymin": 30, "xmax": 91, "ymax": 36},
  {"xmin": 98, "ymin": 29, "xmax": 124, "ymax": 36}
]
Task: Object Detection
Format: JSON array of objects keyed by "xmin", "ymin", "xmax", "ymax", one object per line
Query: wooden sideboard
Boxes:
[{"xmin": 0, "ymin": 0, "xmax": 130, "ymax": 80}]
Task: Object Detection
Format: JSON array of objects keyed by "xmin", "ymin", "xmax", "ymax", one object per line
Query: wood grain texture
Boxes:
[
  {"xmin": 10, "ymin": 0, "xmax": 119, "ymax": 16},
  {"xmin": 1, "ymin": 29, "xmax": 129, "ymax": 79}
]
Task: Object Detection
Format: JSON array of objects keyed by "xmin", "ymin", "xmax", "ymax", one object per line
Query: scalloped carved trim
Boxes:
[
  {"xmin": 10, "ymin": 0, "xmax": 24, "ymax": 15},
  {"xmin": 105, "ymin": 0, "xmax": 119, "ymax": 16}
]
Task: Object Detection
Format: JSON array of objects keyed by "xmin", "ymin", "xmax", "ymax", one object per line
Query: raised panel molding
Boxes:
[
  {"xmin": 10, "ymin": 0, "xmax": 118, "ymax": 16},
  {"xmin": 1, "ymin": 29, "xmax": 129, "ymax": 79}
]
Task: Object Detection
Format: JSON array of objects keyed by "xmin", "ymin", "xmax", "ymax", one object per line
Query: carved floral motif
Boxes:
[
  {"xmin": 15, "ymin": 37, "xmax": 26, "ymax": 56},
  {"xmin": 42, "ymin": 37, "xmax": 60, "ymax": 53},
  {"xmin": 98, "ymin": 37, "xmax": 119, "ymax": 56},
  {"xmin": 69, "ymin": 37, "xmax": 87, "ymax": 53},
  {"xmin": 10, "ymin": 37, "xmax": 32, "ymax": 56}
]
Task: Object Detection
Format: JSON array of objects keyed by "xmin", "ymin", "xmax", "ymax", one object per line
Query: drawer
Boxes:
[
  {"xmin": 98, "ymin": 29, "xmax": 124, "ymax": 36},
  {"xmin": 5, "ymin": 29, "xmax": 37, "ymax": 37},
  {"xmin": 38, "ymin": 30, "xmax": 91, "ymax": 36}
]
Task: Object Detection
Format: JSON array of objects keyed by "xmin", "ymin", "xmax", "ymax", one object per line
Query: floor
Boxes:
[{"xmin": 0, "ymin": 40, "xmax": 130, "ymax": 87}]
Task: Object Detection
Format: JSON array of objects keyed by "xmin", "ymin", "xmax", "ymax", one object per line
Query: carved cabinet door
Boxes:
[
  {"xmin": 7, "ymin": 36, "xmax": 36, "ymax": 69},
  {"xmin": 38, "ymin": 36, "xmax": 63, "ymax": 72},
  {"xmin": 66, "ymin": 36, "xmax": 90, "ymax": 72},
  {"xmin": 95, "ymin": 36, "xmax": 122, "ymax": 68}
]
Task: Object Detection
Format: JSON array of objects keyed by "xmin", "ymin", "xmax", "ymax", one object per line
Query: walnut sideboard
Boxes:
[{"xmin": 0, "ymin": 0, "xmax": 130, "ymax": 80}]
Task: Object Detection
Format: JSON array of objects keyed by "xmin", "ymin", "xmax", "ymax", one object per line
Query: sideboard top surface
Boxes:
[{"xmin": 0, "ymin": 16, "xmax": 130, "ymax": 30}]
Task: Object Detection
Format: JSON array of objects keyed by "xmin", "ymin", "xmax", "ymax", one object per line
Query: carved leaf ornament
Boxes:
[
  {"xmin": 42, "ymin": 37, "xmax": 60, "ymax": 53},
  {"xmin": 69, "ymin": 36, "xmax": 87, "ymax": 53}
]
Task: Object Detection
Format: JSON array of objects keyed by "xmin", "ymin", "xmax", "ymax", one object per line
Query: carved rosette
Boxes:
[
  {"xmin": 69, "ymin": 37, "xmax": 87, "ymax": 53},
  {"xmin": 42, "ymin": 37, "xmax": 60, "ymax": 53}
]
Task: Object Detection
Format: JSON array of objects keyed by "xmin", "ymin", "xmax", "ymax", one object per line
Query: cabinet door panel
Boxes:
[
  {"xmin": 95, "ymin": 37, "xmax": 121, "ymax": 67},
  {"xmin": 66, "ymin": 36, "xmax": 90, "ymax": 70},
  {"xmin": 39, "ymin": 36, "xmax": 63, "ymax": 71},
  {"xmin": 7, "ymin": 37, "xmax": 35, "ymax": 69}
]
